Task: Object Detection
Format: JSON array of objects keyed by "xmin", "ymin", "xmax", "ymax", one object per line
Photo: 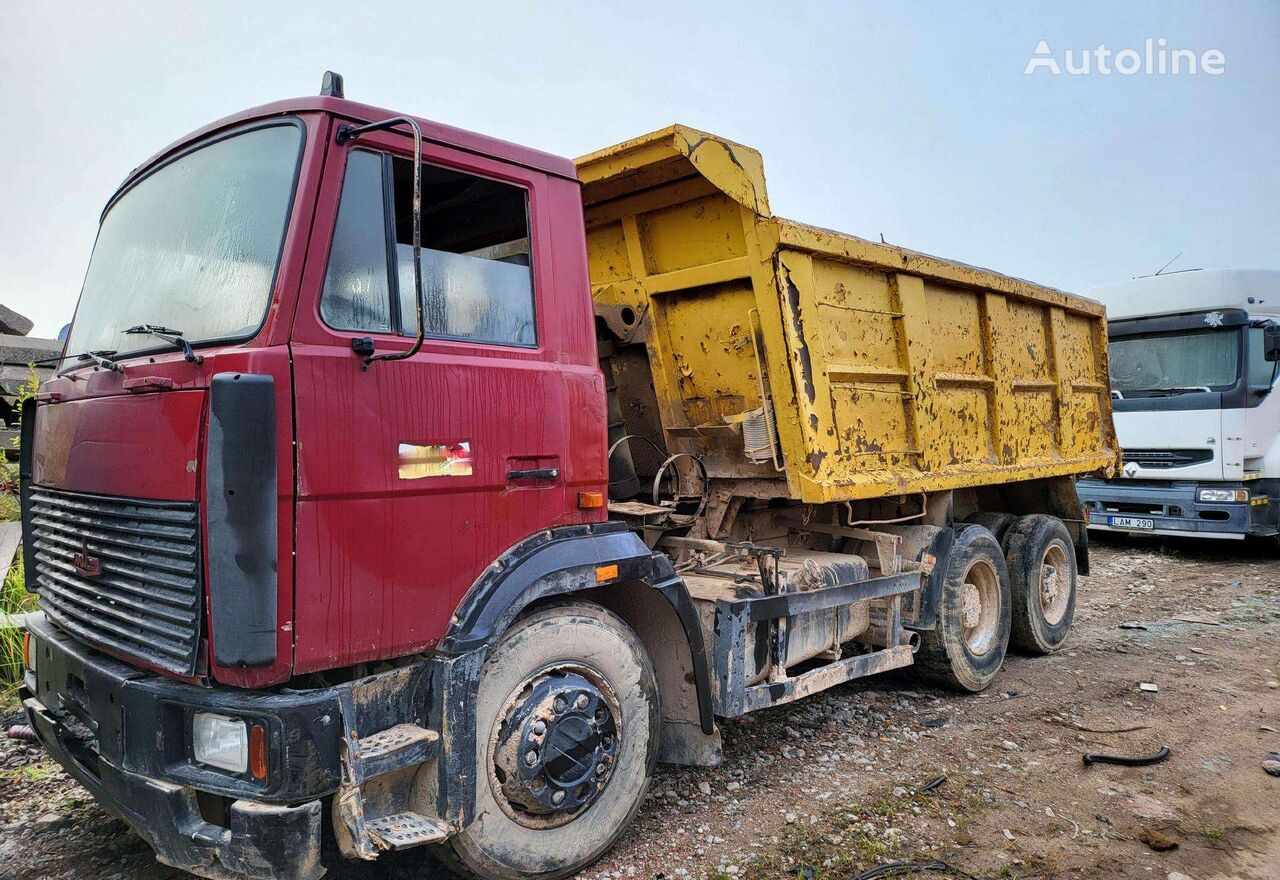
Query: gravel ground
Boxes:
[{"xmin": 1, "ymin": 536, "xmax": 1277, "ymax": 880}]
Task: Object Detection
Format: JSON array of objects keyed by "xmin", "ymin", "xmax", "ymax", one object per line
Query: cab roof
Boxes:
[
  {"xmin": 1086, "ymin": 268, "xmax": 1280, "ymax": 322},
  {"xmin": 114, "ymin": 96, "xmax": 580, "ymax": 200}
]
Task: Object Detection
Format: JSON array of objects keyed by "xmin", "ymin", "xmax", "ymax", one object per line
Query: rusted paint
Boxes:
[{"xmin": 576, "ymin": 126, "xmax": 1121, "ymax": 506}]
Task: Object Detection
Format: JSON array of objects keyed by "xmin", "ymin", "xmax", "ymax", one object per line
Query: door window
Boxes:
[
  {"xmin": 1248, "ymin": 326, "xmax": 1278, "ymax": 389},
  {"xmin": 320, "ymin": 150, "xmax": 393, "ymax": 332},
  {"xmin": 320, "ymin": 150, "xmax": 537, "ymax": 346}
]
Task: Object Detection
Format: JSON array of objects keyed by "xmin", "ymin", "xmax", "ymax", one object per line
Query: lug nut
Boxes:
[
  {"xmin": 595, "ymin": 763, "xmax": 606, "ymax": 776},
  {"xmin": 531, "ymin": 720, "xmax": 547, "ymax": 736},
  {"xmin": 551, "ymin": 790, "xmax": 565, "ymax": 805},
  {"xmin": 553, "ymin": 697, "xmax": 567, "ymax": 713},
  {"xmin": 525, "ymin": 749, "xmax": 539, "ymax": 766},
  {"xmin": 574, "ymin": 693, "xmax": 589, "ymax": 710}
]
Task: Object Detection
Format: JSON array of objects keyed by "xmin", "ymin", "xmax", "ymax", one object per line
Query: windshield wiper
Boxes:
[
  {"xmin": 123, "ymin": 325, "xmax": 203, "ymax": 364},
  {"xmin": 1124, "ymin": 386, "xmax": 1213, "ymax": 396},
  {"xmin": 79, "ymin": 349, "xmax": 125, "ymax": 372},
  {"xmin": 77, "ymin": 349, "xmax": 125, "ymax": 373},
  {"xmin": 33, "ymin": 348, "xmax": 124, "ymax": 373},
  {"xmin": 1152, "ymin": 386, "xmax": 1212, "ymax": 395}
]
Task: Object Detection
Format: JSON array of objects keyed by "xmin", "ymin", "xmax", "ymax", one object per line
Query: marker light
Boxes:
[{"xmin": 193, "ymin": 713, "xmax": 248, "ymax": 774}]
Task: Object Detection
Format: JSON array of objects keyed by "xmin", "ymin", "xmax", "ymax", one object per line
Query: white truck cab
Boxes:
[{"xmin": 1077, "ymin": 269, "xmax": 1280, "ymax": 547}]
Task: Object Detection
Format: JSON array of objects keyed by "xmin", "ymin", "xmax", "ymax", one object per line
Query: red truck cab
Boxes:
[
  {"xmin": 22, "ymin": 82, "xmax": 697, "ymax": 880},
  {"xmin": 29, "ymin": 93, "xmax": 609, "ymax": 686}
]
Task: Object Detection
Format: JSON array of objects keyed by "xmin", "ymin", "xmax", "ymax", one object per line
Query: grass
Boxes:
[
  {"xmin": 1, "ymin": 554, "xmax": 35, "ymax": 706},
  {"xmin": 0, "ymin": 759, "xmax": 57, "ymax": 783},
  {"xmin": 743, "ymin": 787, "xmax": 915, "ymax": 880},
  {"xmin": 1, "ymin": 366, "xmax": 38, "ymax": 706}
]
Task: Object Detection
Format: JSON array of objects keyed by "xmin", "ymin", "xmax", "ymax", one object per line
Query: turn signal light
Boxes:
[
  {"xmin": 578, "ymin": 491, "xmax": 605, "ymax": 509},
  {"xmin": 22, "ymin": 631, "xmax": 32, "ymax": 670},
  {"xmin": 249, "ymin": 723, "xmax": 268, "ymax": 781}
]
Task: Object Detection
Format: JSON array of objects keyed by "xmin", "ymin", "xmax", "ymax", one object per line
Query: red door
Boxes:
[{"xmin": 288, "ymin": 119, "xmax": 605, "ymax": 672}]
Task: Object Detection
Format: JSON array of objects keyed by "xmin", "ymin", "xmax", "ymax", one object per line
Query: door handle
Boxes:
[{"xmin": 507, "ymin": 467, "xmax": 560, "ymax": 481}]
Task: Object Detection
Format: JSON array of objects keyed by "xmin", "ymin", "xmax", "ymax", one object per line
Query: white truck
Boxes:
[{"xmin": 1077, "ymin": 269, "xmax": 1280, "ymax": 549}]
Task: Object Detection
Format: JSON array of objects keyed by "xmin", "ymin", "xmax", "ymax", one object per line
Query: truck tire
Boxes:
[
  {"xmin": 443, "ymin": 602, "xmax": 659, "ymax": 880},
  {"xmin": 1004, "ymin": 515, "xmax": 1076, "ymax": 655},
  {"xmin": 916, "ymin": 525, "xmax": 1012, "ymax": 692},
  {"xmin": 962, "ymin": 511, "xmax": 1017, "ymax": 545}
]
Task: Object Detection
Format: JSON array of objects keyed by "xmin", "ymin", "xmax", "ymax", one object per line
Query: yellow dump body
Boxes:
[{"xmin": 577, "ymin": 126, "xmax": 1120, "ymax": 505}]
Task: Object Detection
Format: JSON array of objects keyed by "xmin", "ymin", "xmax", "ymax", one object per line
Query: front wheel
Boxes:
[
  {"xmin": 916, "ymin": 525, "xmax": 1012, "ymax": 692},
  {"xmin": 441, "ymin": 602, "xmax": 659, "ymax": 880}
]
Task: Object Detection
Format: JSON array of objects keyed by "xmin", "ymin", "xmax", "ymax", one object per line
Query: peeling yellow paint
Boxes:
[{"xmin": 577, "ymin": 126, "xmax": 1121, "ymax": 505}]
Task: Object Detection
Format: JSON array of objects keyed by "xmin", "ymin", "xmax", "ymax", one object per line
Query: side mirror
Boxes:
[
  {"xmin": 1266, "ymin": 325, "xmax": 1280, "ymax": 362},
  {"xmin": 335, "ymin": 116, "xmax": 425, "ymax": 367}
]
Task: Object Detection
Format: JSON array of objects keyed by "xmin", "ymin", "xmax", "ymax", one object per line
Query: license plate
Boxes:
[{"xmin": 1108, "ymin": 516, "xmax": 1154, "ymax": 530}]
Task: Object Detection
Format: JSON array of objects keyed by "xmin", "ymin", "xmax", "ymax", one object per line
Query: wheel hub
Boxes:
[
  {"xmin": 1039, "ymin": 543, "xmax": 1071, "ymax": 625},
  {"xmin": 493, "ymin": 670, "xmax": 619, "ymax": 825},
  {"xmin": 961, "ymin": 583, "xmax": 982, "ymax": 629},
  {"xmin": 960, "ymin": 559, "xmax": 999, "ymax": 655},
  {"xmin": 1041, "ymin": 563, "xmax": 1059, "ymax": 604}
]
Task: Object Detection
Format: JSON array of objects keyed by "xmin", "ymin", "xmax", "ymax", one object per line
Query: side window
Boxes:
[
  {"xmin": 320, "ymin": 150, "xmax": 392, "ymax": 332},
  {"xmin": 1248, "ymin": 326, "xmax": 1277, "ymax": 388},
  {"xmin": 390, "ymin": 157, "xmax": 537, "ymax": 346}
]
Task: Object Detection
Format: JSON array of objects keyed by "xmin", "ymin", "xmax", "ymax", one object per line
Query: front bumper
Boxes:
[
  {"xmin": 29, "ymin": 698, "xmax": 321, "ymax": 880},
  {"xmin": 23, "ymin": 613, "xmax": 334, "ymax": 880},
  {"xmin": 1076, "ymin": 478, "xmax": 1262, "ymax": 539},
  {"xmin": 21, "ymin": 613, "xmax": 479, "ymax": 880}
]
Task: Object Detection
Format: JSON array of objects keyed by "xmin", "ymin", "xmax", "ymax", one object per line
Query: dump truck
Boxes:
[{"xmin": 19, "ymin": 74, "xmax": 1119, "ymax": 880}]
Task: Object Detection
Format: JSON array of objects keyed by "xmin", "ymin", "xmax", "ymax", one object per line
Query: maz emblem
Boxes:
[{"xmin": 73, "ymin": 539, "xmax": 102, "ymax": 578}]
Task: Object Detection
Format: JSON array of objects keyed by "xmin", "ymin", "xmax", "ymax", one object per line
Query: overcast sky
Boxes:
[{"xmin": 2, "ymin": 1, "xmax": 1276, "ymax": 339}]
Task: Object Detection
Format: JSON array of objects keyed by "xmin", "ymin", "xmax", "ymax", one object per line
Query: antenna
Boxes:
[{"xmin": 1154, "ymin": 251, "xmax": 1183, "ymax": 276}]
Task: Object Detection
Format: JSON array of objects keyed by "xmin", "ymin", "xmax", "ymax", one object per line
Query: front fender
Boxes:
[{"xmin": 441, "ymin": 522, "xmax": 714, "ymax": 735}]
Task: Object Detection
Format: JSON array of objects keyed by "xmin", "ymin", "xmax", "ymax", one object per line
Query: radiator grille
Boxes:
[
  {"xmin": 28, "ymin": 487, "xmax": 202, "ymax": 677},
  {"xmin": 1122, "ymin": 449, "xmax": 1213, "ymax": 469}
]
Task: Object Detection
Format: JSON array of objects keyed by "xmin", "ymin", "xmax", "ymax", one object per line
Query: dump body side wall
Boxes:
[
  {"xmin": 579, "ymin": 127, "xmax": 1120, "ymax": 504},
  {"xmin": 772, "ymin": 238, "xmax": 1120, "ymax": 502}
]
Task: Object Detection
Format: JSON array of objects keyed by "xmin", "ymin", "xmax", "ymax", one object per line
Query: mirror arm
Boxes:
[{"xmin": 336, "ymin": 117, "xmax": 425, "ymax": 366}]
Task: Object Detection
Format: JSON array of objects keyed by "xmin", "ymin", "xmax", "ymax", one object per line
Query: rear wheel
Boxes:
[
  {"xmin": 442, "ymin": 602, "xmax": 659, "ymax": 880},
  {"xmin": 1005, "ymin": 515, "xmax": 1077, "ymax": 654},
  {"xmin": 917, "ymin": 525, "xmax": 1012, "ymax": 692},
  {"xmin": 962, "ymin": 511, "xmax": 1017, "ymax": 545}
]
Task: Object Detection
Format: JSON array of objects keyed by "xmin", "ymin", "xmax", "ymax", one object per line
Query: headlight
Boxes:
[
  {"xmin": 193, "ymin": 713, "xmax": 248, "ymax": 773},
  {"xmin": 1197, "ymin": 488, "xmax": 1248, "ymax": 503}
]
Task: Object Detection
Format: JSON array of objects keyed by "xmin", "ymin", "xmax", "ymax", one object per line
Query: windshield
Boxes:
[
  {"xmin": 62, "ymin": 123, "xmax": 303, "ymax": 368},
  {"xmin": 1109, "ymin": 327, "xmax": 1241, "ymax": 392}
]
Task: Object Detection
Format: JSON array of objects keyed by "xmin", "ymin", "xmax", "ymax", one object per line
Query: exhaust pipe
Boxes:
[{"xmin": 862, "ymin": 625, "xmax": 921, "ymax": 654}]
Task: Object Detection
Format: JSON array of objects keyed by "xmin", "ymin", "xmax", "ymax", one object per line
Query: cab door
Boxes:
[{"xmin": 288, "ymin": 120, "xmax": 594, "ymax": 672}]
